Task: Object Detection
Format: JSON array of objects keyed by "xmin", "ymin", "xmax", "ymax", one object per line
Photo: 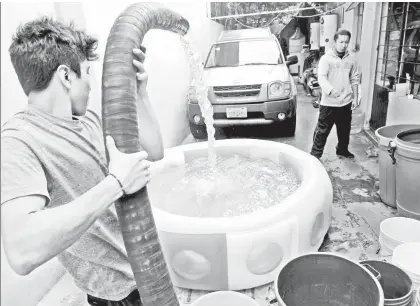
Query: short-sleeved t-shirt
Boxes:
[{"xmin": 1, "ymin": 105, "xmax": 136, "ymax": 300}]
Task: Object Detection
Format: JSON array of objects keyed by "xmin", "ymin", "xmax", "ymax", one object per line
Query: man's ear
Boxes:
[{"xmin": 57, "ymin": 65, "xmax": 71, "ymax": 90}]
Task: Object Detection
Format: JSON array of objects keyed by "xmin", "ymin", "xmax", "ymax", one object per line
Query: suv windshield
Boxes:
[{"xmin": 205, "ymin": 39, "xmax": 282, "ymax": 68}]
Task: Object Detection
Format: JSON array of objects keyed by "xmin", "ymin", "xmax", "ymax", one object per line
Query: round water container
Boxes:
[
  {"xmin": 375, "ymin": 125, "xmax": 420, "ymax": 207},
  {"xmin": 274, "ymin": 253, "xmax": 384, "ymax": 306},
  {"xmin": 320, "ymin": 14, "xmax": 338, "ymax": 50},
  {"xmin": 392, "ymin": 243, "xmax": 420, "ymax": 292},
  {"xmin": 310, "ymin": 22, "xmax": 320, "ymax": 50},
  {"xmin": 360, "ymin": 260, "xmax": 413, "ymax": 306},
  {"xmin": 394, "ymin": 129, "xmax": 420, "ymax": 219},
  {"xmin": 289, "ymin": 27, "xmax": 305, "ymax": 53},
  {"xmin": 289, "ymin": 37, "xmax": 305, "ymax": 53}
]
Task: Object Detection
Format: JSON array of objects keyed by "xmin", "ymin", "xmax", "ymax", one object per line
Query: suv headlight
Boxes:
[{"xmin": 268, "ymin": 81, "xmax": 291, "ymax": 100}]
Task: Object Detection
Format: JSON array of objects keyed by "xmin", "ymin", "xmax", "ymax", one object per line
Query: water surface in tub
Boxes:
[{"xmin": 149, "ymin": 154, "xmax": 300, "ymax": 218}]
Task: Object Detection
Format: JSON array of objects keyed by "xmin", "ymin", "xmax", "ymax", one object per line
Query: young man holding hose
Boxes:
[
  {"xmin": 1, "ymin": 17, "xmax": 159, "ymax": 306},
  {"xmin": 310, "ymin": 28, "xmax": 361, "ymax": 159}
]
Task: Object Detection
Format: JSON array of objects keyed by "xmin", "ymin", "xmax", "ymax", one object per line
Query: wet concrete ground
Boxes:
[{"xmin": 37, "ymin": 86, "xmax": 397, "ymax": 306}]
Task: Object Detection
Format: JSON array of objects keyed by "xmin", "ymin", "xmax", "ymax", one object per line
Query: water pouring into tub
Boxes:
[
  {"xmin": 149, "ymin": 35, "xmax": 301, "ymax": 219},
  {"xmin": 145, "ymin": 24, "xmax": 332, "ymax": 294}
]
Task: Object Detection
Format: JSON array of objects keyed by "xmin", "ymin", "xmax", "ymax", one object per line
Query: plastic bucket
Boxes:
[
  {"xmin": 191, "ymin": 291, "xmax": 259, "ymax": 306},
  {"xmin": 289, "ymin": 36, "xmax": 305, "ymax": 53},
  {"xmin": 274, "ymin": 252, "xmax": 384, "ymax": 306},
  {"xmin": 392, "ymin": 243, "xmax": 420, "ymax": 293},
  {"xmin": 380, "ymin": 217, "xmax": 420, "ymax": 250},
  {"xmin": 392, "ymin": 129, "xmax": 420, "ymax": 220},
  {"xmin": 360, "ymin": 260, "xmax": 413, "ymax": 306},
  {"xmin": 375, "ymin": 124, "xmax": 420, "ymax": 207}
]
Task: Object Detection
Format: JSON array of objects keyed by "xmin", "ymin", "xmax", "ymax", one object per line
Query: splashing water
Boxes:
[
  {"xmin": 170, "ymin": 37, "xmax": 301, "ymax": 217},
  {"xmin": 180, "ymin": 35, "xmax": 216, "ymax": 167},
  {"xmin": 149, "ymin": 154, "xmax": 301, "ymax": 218}
]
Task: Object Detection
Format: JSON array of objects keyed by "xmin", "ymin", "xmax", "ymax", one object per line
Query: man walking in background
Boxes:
[{"xmin": 310, "ymin": 28, "xmax": 361, "ymax": 159}]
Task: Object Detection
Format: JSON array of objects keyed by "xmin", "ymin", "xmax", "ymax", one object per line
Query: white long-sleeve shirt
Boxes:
[{"xmin": 317, "ymin": 49, "xmax": 361, "ymax": 107}]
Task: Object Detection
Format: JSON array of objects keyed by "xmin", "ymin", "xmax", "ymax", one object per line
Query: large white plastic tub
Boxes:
[{"xmin": 148, "ymin": 139, "xmax": 333, "ymax": 290}]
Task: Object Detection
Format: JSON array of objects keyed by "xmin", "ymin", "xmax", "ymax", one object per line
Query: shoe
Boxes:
[
  {"xmin": 336, "ymin": 149, "xmax": 355, "ymax": 159},
  {"xmin": 310, "ymin": 152, "xmax": 322, "ymax": 159}
]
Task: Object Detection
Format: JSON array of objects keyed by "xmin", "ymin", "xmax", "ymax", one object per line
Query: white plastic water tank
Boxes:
[
  {"xmin": 320, "ymin": 14, "xmax": 338, "ymax": 50},
  {"xmin": 289, "ymin": 27, "xmax": 305, "ymax": 54},
  {"xmin": 310, "ymin": 22, "xmax": 320, "ymax": 50}
]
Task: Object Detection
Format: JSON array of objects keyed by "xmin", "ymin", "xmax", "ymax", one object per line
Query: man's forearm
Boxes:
[
  {"xmin": 318, "ymin": 75, "xmax": 335, "ymax": 95},
  {"xmin": 11, "ymin": 176, "xmax": 123, "ymax": 275},
  {"xmin": 136, "ymin": 91, "xmax": 164, "ymax": 161}
]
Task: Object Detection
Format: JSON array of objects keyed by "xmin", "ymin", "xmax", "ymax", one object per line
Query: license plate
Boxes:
[{"xmin": 226, "ymin": 107, "xmax": 247, "ymax": 118}]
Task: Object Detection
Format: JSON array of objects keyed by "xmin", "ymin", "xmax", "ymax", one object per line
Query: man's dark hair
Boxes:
[
  {"xmin": 333, "ymin": 28, "xmax": 352, "ymax": 41},
  {"xmin": 9, "ymin": 17, "xmax": 99, "ymax": 96}
]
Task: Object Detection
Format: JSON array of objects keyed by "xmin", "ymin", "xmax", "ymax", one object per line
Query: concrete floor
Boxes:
[{"xmin": 37, "ymin": 86, "xmax": 398, "ymax": 306}]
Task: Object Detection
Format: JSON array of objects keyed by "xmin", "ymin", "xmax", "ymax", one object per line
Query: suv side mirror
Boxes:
[{"xmin": 286, "ymin": 55, "xmax": 298, "ymax": 67}]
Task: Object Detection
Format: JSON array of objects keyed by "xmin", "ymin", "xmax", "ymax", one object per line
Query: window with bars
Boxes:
[{"xmin": 375, "ymin": 2, "xmax": 420, "ymax": 100}]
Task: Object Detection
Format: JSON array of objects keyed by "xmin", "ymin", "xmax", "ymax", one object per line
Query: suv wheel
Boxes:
[
  {"xmin": 270, "ymin": 116, "xmax": 296, "ymax": 137},
  {"xmin": 189, "ymin": 122, "xmax": 207, "ymax": 139},
  {"xmin": 284, "ymin": 115, "xmax": 296, "ymax": 137}
]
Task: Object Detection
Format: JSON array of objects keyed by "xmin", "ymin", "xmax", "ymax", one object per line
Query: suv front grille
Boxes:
[{"xmin": 213, "ymin": 84, "xmax": 261, "ymax": 98}]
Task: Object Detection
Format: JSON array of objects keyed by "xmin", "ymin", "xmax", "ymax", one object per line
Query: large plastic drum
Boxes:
[
  {"xmin": 274, "ymin": 253, "xmax": 384, "ymax": 306},
  {"xmin": 394, "ymin": 129, "xmax": 420, "ymax": 220},
  {"xmin": 375, "ymin": 125, "xmax": 420, "ymax": 207}
]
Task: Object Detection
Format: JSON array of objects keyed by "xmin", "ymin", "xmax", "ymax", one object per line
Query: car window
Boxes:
[{"xmin": 205, "ymin": 39, "xmax": 282, "ymax": 68}]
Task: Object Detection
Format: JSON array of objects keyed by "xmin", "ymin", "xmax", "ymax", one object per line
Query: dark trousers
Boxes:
[
  {"xmin": 310, "ymin": 103, "xmax": 352, "ymax": 158},
  {"xmin": 87, "ymin": 290, "xmax": 142, "ymax": 306}
]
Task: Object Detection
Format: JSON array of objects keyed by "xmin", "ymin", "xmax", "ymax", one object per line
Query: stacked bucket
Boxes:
[
  {"xmin": 379, "ymin": 217, "xmax": 420, "ymax": 300},
  {"xmin": 376, "ymin": 125, "xmax": 420, "ymax": 305},
  {"xmin": 392, "ymin": 243, "xmax": 420, "ymax": 297},
  {"xmin": 360, "ymin": 260, "xmax": 414, "ymax": 306},
  {"xmin": 379, "ymin": 217, "xmax": 420, "ymax": 256},
  {"xmin": 273, "ymin": 252, "xmax": 418, "ymax": 306}
]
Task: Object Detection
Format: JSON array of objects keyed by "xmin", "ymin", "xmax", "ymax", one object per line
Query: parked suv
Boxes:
[{"xmin": 187, "ymin": 27, "xmax": 298, "ymax": 139}]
